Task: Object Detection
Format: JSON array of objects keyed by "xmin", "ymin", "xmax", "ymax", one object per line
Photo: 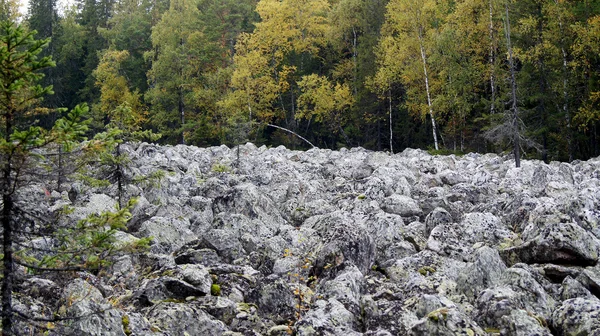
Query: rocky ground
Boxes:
[{"xmin": 15, "ymin": 143, "xmax": 600, "ymax": 335}]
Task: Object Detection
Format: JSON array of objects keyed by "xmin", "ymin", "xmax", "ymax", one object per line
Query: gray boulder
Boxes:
[
  {"xmin": 457, "ymin": 246, "xmax": 507, "ymax": 299},
  {"xmin": 146, "ymin": 302, "xmax": 229, "ymax": 335},
  {"xmin": 382, "ymin": 194, "xmax": 423, "ymax": 217},
  {"xmin": 295, "ymin": 298, "xmax": 360, "ymax": 336},
  {"xmin": 501, "ymin": 221, "xmax": 600, "ymax": 266},
  {"xmin": 552, "ymin": 298, "xmax": 600, "ymax": 336}
]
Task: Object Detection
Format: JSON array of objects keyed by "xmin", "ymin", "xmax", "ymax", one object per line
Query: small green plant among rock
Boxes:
[
  {"xmin": 282, "ymin": 248, "xmax": 316, "ymax": 334},
  {"xmin": 211, "ymin": 163, "xmax": 232, "ymax": 173},
  {"xmin": 427, "ymin": 307, "xmax": 449, "ymax": 322},
  {"xmin": 211, "ymin": 283, "xmax": 221, "ymax": 296},
  {"xmin": 121, "ymin": 314, "xmax": 132, "ymax": 336},
  {"xmin": 418, "ymin": 266, "xmax": 436, "ymax": 276}
]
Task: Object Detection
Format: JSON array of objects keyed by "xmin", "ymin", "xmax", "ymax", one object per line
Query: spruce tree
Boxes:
[{"xmin": 0, "ymin": 21, "xmax": 147, "ymax": 335}]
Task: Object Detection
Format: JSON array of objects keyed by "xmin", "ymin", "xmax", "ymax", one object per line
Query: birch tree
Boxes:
[
  {"xmin": 376, "ymin": 0, "xmax": 447, "ymax": 150},
  {"xmin": 220, "ymin": 0, "xmax": 330, "ymax": 145}
]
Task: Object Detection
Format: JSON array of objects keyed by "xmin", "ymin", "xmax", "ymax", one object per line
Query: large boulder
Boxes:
[
  {"xmin": 552, "ymin": 298, "xmax": 600, "ymax": 335},
  {"xmin": 146, "ymin": 302, "xmax": 229, "ymax": 335},
  {"xmin": 501, "ymin": 221, "xmax": 600, "ymax": 267}
]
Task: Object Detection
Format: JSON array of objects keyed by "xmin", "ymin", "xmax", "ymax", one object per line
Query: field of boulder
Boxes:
[{"xmin": 17, "ymin": 143, "xmax": 600, "ymax": 335}]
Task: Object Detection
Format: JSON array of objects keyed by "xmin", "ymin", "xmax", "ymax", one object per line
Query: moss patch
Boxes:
[{"xmin": 211, "ymin": 283, "xmax": 221, "ymax": 296}]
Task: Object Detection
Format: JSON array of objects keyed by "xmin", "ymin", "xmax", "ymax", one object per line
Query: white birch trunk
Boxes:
[{"xmin": 418, "ymin": 28, "xmax": 439, "ymax": 151}]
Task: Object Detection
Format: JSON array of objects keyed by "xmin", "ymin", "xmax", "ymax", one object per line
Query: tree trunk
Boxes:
[
  {"xmin": 57, "ymin": 146, "xmax": 64, "ymax": 192},
  {"xmin": 246, "ymin": 84, "xmax": 253, "ymax": 121},
  {"xmin": 389, "ymin": 89, "xmax": 393, "ymax": 154},
  {"xmin": 377, "ymin": 118, "xmax": 381, "ymax": 151},
  {"xmin": 2, "ymin": 110, "xmax": 14, "ymax": 336},
  {"xmin": 116, "ymin": 143, "xmax": 123, "ymax": 208},
  {"xmin": 562, "ymin": 45, "xmax": 572, "ymax": 162},
  {"xmin": 179, "ymin": 87, "xmax": 185, "ymax": 145},
  {"xmin": 266, "ymin": 124, "xmax": 315, "ymax": 148},
  {"xmin": 537, "ymin": 5, "xmax": 548, "ymax": 163},
  {"xmin": 418, "ymin": 27, "xmax": 439, "ymax": 151},
  {"xmin": 554, "ymin": 0, "xmax": 572, "ymax": 161},
  {"xmin": 489, "ymin": 0, "xmax": 497, "ymax": 115},
  {"xmin": 352, "ymin": 27, "xmax": 358, "ymax": 97},
  {"xmin": 505, "ymin": 4, "xmax": 520, "ymax": 168},
  {"xmin": 1, "ymin": 193, "xmax": 14, "ymax": 336}
]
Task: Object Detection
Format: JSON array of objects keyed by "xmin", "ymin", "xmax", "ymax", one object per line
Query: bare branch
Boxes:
[{"xmin": 266, "ymin": 124, "xmax": 316, "ymax": 148}]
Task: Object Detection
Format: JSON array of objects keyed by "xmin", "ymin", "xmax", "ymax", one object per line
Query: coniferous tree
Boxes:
[
  {"xmin": 145, "ymin": 0, "xmax": 220, "ymax": 145},
  {"xmin": 100, "ymin": 0, "xmax": 155, "ymax": 94},
  {"xmin": 51, "ymin": 8, "xmax": 88, "ymax": 109},
  {"xmin": 27, "ymin": 0, "xmax": 61, "ymax": 113},
  {"xmin": 76, "ymin": 0, "xmax": 115, "ymax": 103},
  {"xmin": 0, "ymin": 21, "xmax": 147, "ymax": 335}
]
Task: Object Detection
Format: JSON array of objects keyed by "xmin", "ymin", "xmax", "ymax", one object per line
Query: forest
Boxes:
[{"xmin": 2, "ymin": 0, "xmax": 600, "ymax": 162}]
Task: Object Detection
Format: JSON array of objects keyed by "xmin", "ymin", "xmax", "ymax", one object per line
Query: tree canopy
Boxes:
[{"xmin": 7, "ymin": 0, "xmax": 599, "ymax": 160}]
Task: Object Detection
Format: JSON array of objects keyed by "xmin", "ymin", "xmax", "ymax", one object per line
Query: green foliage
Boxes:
[
  {"xmin": 426, "ymin": 147, "xmax": 464, "ymax": 157},
  {"xmin": 211, "ymin": 163, "xmax": 232, "ymax": 174},
  {"xmin": 145, "ymin": 0, "xmax": 220, "ymax": 145},
  {"xmin": 0, "ymin": 0, "xmax": 20, "ymax": 22},
  {"xmin": 122, "ymin": 314, "xmax": 132, "ymax": 336},
  {"xmin": 427, "ymin": 307, "xmax": 449, "ymax": 322},
  {"xmin": 93, "ymin": 49, "xmax": 149, "ymax": 134},
  {"xmin": 417, "ymin": 266, "xmax": 436, "ymax": 276},
  {"xmin": 296, "ymin": 74, "xmax": 354, "ymax": 126},
  {"xmin": 132, "ymin": 169, "xmax": 166, "ymax": 189},
  {"xmin": 8, "ymin": 0, "xmax": 600, "ymax": 159},
  {"xmin": 0, "ymin": 22, "xmax": 55, "ymax": 117},
  {"xmin": 0, "ymin": 21, "xmax": 148, "ymax": 334},
  {"xmin": 211, "ymin": 283, "xmax": 221, "ymax": 296}
]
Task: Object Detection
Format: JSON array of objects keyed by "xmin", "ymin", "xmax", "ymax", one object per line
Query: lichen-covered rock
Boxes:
[
  {"xmin": 252, "ymin": 278, "xmax": 298, "ymax": 324},
  {"xmin": 424, "ymin": 207, "xmax": 453, "ymax": 237},
  {"xmin": 475, "ymin": 267, "xmax": 556, "ymax": 328},
  {"xmin": 59, "ymin": 279, "xmax": 125, "ymax": 336},
  {"xmin": 306, "ymin": 211, "xmax": 376, "ymax": 278},
  {"xmin": 551, "ymin": 298, "xmax": 600, "ymax": 335},
  {"xmin": 499, "ymin": 309, "xmax": 552, "ymax": 336},
  {"xmin": 501, "ymin": 221, "xmax": 600, "ymax": 266},
  {"xmin": 560, "ymin": 276, "xmax": 596, "ymax": 301},
  {"xmin": 410, "ymin": 307, "xmax": 485, "ymax": 336},
  {"xmin": 178, "ymin": 264, "xmax": 212, "ymax": 294},
  {"xmin": 427, "ymin": 212, "xmax": 515, "ymax": 261},
  {"xmin": 364, "ymin": 212, "xmax": 425, "ymax": 266},
  {"xmin": 319, "ymin": 266, "xmax": 363, "ymax": 315},
  {"xmin": 295, "ymin": 298, "xmax": 360, "ymax": 336},
  {"xmin": 138, "ymin": 216, "xmax": 196, "ymax": 253},
  {"xmin": 439, "ymin": 170, "xmax": 466, "ymax": 186},
  {"xmin": 146, "ymin": 302, "xmax": 229, "ymax": 335},
  {"xmin": 457, "ymin": 246, "xmax": 507, "ymax": 299},
  {"xmin": 576, "ymin": 264, "xmax": 600, "ymax": 297},
  {"xmin": 72, "ymin": 193, "xmax": 117, "ymax": 220},
  {"xmin": 15, "ymin": 143, "xmax": 600, "ymax": 335},
  {"xmin": 382, "ymin": 194, "xmax": 423, "ymax": 217},
  {"xmin": 361, "ymin": 295, "xmax": 417, "ymax": 335}
]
